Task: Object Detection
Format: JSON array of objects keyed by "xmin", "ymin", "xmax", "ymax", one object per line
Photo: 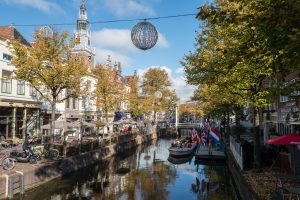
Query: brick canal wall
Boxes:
[
  {"xmin": 226, "ymin": 144, "xmax": 261, "ymax": 200},
  {"xmin": 0, "ymin": 133, "xmax": 155, "ymax": 199}
]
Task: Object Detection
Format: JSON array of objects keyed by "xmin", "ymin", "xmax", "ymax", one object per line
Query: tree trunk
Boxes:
[
  {"xmin": 104, "ymin": 111, "xmax": 110, "ymax": 145},
  {"xmin": 226, "ymin": 111, "xmax": 230, "ymax": 137},
  {"xmin": 253, "ymin": 107, "xmax": 261, "ymax": 172},
  {"xmin": 50, "ymin": 101, "xmax": 56, "ymax": 149}
]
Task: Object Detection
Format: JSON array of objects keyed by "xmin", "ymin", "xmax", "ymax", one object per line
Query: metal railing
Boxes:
[{"xmin": 230, "ymin": 135, "xmax": 243, "ymax": 170}]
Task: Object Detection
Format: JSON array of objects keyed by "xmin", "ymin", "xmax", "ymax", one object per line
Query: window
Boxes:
[
  {"xmin": 280, "ymin": 95, "xmax": 289, "ymax": 103},
  {"xmin": 3, "ymin": 53, "xmax": 12, "ymax": 61},
  {"xmin": 82, "ymin": 96, "xmax": 86, "ymax": 109},
  {"xmin": 66, "ymin": 98, "xmax": 70, "ymax": 109},
  {"xmin": 1, "ymin": 70, "xmax": 12, "ymax": 93},
  {"xmin": 73, "ymin": 98, "xmax": 77, "ymax": 109},
  {"xmin": 17, "ymin": 80, "xmax": 25, "ymax": 95},
  {"xmin": 30, "ymin": 86, "xmax": 37, "ymax": 97}
]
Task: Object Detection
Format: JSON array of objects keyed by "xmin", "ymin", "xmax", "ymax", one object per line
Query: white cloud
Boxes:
[
  {"xmin": 94, "ymin": 48, "xmax": 133, "ymax": 68},
  {"xmin": 92, "ymin": 29, "xmax": 136, "ymax": 53},
  {"xmin": 92, "ymin": 28, "xmax": 169, "ymax": 53},
  {"xmin": 175, "ymin": 67, "xmax": 184, "ymax": 74},
  {"xmin": 3, "ymin": 0, "xmax": 64, "ymax": 14},
  {"xmin": 157, "ymin": 32, "xmax": 170, "ymax": 48},
  {"xmin": 91, "ymin": 28, "xmax": 170, "ymax": 68},
  {"xmin": 100, "ymin": 0, "xmax": 155, "ymax": 17},
  {"xmin": 137, "ymin": 66, "xmax": 195, "ymax": 101}
]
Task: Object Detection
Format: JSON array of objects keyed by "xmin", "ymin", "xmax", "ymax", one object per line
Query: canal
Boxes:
[{"xmin": 14, "ymin": 139, "xmax": 238, "ymax": 200}]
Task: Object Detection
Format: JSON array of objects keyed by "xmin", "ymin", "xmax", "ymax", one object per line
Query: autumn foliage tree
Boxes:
[
  {"xmin": 11, "ymin": 30, "xmax": 87, "ymax": 146},
  {"xmin": 141, "ymin": 68, "xmax": 177, "ymax": 122},
  {"xmin": 93, "ymin": 64, "xmax": 123, "ymax": 122},
  {"xmin": 126, "ymin": 74, "xmax": 145, "ymax": 119}
]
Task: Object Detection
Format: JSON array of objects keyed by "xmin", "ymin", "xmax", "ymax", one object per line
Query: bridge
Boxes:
[{"xmin": 169, "ymin": 123, "xmax": 201, "ymax": 129}]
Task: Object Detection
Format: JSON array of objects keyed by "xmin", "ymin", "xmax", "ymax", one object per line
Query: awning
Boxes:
[{"xmin": 266, "ymin": 133, "xmax": 300, "ymax": 145}]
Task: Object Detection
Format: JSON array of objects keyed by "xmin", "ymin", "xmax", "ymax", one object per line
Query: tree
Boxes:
[
  {"xmin": 93, "ymin": 64, "xmax": 123, "ymax": 122},
  {"xmin": 141, "ymin": 68, "xmax": 175, "ymax": 122},
  {"xmin": 11, "ymin": 30, "xmax": 87, "ymax": 147},
  {"xmin": 182, "ymin": 0, "xmax": 300, "ymax": 171},
  {"xmin": 126, "ymin": 74, "xmax": 145, "ymax": 119}
]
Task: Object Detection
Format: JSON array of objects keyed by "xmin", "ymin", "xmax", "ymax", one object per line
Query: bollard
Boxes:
[
  {"xmin": 5, "ymin": 174, "xmax": 13, "ymax": 199},
  {"xmin": 16, "ymin": 171, "xmax": 24, "ymax": 194}
]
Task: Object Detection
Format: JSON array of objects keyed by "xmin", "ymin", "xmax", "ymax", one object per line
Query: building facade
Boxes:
[{"xmin": 0, "ymin": 27, "xmax": 41, "ymax": 140}]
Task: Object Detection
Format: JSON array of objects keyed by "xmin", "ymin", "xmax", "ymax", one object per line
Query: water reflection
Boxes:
[{"xmin": 14, "ymin": 139, "xmax": 236, "ymax": 200}]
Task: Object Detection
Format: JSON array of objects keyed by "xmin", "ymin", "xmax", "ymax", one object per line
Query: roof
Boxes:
[
  {"xmin": 123, "ymin": 75, "xmax": 136, "ymax": 84},
  {"xmin": 0, "ymin": 26, "xmax": 31, "ymax": 47}
]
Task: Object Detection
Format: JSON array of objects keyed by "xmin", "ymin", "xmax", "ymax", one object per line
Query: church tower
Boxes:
[{"xmin": 73, "ymin": 0, "xmax": 95, "ymax": 70}]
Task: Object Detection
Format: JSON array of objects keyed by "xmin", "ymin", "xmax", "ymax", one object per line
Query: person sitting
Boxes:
[{"xmin": 22, "ymin": 134, "xmax": 33, "ymax": 157}]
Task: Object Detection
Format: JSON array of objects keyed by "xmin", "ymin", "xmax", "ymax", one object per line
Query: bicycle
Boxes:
[
  {"xmin": 0, "ymin": 150, "xmax": 14, "ymax": 170},
  {"xmin": 32, "ymin": 144, "xmax": 59, "ymax": 160}
]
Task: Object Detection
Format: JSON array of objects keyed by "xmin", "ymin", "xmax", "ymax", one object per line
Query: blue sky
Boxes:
[{"xmin": 0, "ymin": 0, "xmax": 204, "ymax": 101}]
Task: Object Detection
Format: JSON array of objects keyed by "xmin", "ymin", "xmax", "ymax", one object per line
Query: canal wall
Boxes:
[
  {"xmin": 0, "ymin": 132, "xmax": 155, "ymax": 199},
  {"xmin": 226, "ymin": 145, "xmax": 261, "ymax": 200}
]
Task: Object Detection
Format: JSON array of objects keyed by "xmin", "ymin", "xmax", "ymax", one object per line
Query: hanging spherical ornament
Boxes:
[{"xmin": 131, "ymin": 20, "xmax": 158, "ymax": 50}]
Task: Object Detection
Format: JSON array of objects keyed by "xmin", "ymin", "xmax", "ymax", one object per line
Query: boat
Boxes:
[
  {"xmin": 168, "ymin": 154, "xmax": 193, "ymax": 165},
  {"xmin": 168, "ymin": 138, "xmax": 198, "ymax": 157}
]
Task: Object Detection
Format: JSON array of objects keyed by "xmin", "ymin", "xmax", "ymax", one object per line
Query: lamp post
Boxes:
[
  {"xmin": 154, "ymin": 91, "xmax": 162, "ymax": 124},
  {"xmin": 175, "ymin": 102, "xmax": 179, "ymax": 136}
]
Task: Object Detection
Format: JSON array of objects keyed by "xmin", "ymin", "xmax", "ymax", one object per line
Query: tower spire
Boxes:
[{"xmin": 73, "ymin": 0, "xmax": 95, "ymax": 70}]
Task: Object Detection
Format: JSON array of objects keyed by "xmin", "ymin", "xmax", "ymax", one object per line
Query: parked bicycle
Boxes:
[
  {"xmin": 0, "ymin": 150, "xmax": 14, "ymax": 170},
  {"xmin": 32, "ymin": 144, "xmax": 59, "ymax": 160}
]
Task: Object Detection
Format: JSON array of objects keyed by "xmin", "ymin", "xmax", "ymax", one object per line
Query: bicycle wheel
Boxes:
[
  {"xmin": 2, "ymin": 157, "xmax": 14, "ymax": 170},
  {"xmin": 29, "ymin": 156, "xmax": 37, "ymax": 164},
  {"xmin": 49, "ymin": 149, "xmax": 59, "ymax": 159}
]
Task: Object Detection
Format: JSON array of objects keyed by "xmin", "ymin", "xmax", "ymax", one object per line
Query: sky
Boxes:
[{"xmin": 0, "ymin": 0, "xmax": 205, "ymax": 101}]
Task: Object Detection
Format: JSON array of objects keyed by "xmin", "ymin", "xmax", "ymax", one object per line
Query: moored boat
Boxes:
[{"xmin": 168, "ymin": 138, "xmax": 198, "ymax": 157}]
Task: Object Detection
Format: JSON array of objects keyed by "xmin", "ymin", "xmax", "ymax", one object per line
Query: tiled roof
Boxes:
[{"xmin": 0, "ymin": 26, "xmax": 31, "ymax": 47}]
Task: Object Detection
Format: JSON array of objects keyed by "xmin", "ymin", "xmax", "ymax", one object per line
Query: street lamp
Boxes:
[{"xmin": 154, "ymin": 91, "xmax": 162, "ymax": 123}]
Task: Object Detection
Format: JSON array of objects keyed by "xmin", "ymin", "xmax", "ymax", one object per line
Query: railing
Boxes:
[
  {"xmin": 230, "ymin": 135, "xmax": 243, "ymax": 170},
  {"xmin": 170, "ymin": 123, "xmax": 201, "ymax": 128}
]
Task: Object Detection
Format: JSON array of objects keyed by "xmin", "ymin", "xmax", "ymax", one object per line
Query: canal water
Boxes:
[{"xmin": 14, "ymin": 139, "xmax": 238, "ymax": 200}]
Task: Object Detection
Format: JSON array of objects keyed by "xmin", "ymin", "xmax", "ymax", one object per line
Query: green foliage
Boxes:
[
  {"xmin": 183, "ymin": 0, "xmax": 300, "ymax": 115},
  {"xmin": 182, "ymin": 0, "xmax": 300, "ymax": 170}
]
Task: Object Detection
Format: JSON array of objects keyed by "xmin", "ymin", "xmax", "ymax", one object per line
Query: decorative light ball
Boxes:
[{"xmin": 131, "ymin": 20, "xmax": 158, "ymax": 50}]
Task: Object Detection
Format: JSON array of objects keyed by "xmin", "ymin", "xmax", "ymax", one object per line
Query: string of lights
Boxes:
[{"xmin": 3, "ymin": 13, "xmax": 197, "ymax": 27}]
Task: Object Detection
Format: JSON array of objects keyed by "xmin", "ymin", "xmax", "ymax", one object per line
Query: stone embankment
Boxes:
[
  {"xmin": 226, "ymin": 142, "xmax": 261, "ymax": 200},
  {"xmin": 0, "ymin": 132, "xmax": 156, "ymax": 199}
]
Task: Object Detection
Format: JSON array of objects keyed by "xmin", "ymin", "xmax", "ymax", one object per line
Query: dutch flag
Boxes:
[{"xmin": 209, "ymin": 128, "xmax": 220, "ymax": 142}]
